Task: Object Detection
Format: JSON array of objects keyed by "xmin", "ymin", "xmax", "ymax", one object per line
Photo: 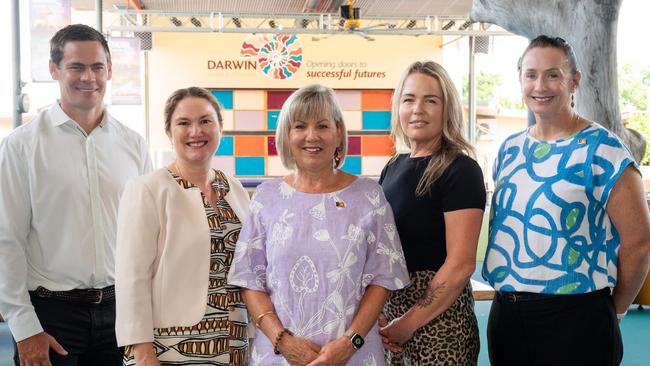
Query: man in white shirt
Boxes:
[{"xmin": 0, "ymin": 24, "xmax": 152, "ymax": 366}]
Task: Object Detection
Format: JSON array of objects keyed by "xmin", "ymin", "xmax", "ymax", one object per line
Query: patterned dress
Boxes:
[
  {"xmin": 228, "ymin": 177, "xmax": 410, "ymax": 366},
  {"xmin": 124, "ymin": 169, "xmax": 248, "ymax": 366}
]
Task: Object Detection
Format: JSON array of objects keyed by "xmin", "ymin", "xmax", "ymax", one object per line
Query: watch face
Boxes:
[{"xmin": 351, "ymin": 333, "xmax": 364, "ymax": 349}]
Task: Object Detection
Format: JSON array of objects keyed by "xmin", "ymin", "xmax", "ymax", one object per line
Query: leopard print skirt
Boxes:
[{"xmin": 383, "ymin": 270, "xmax": 480, "ymax": 366}]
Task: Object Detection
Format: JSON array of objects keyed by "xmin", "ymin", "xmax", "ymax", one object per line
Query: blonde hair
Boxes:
[
  {"xmin": 390, "ymin": 60, "xmax": 476, "ymax": 196},
  {"xmin": 275, "ymin": 84, "xmax": 348, "ymax": 170}
]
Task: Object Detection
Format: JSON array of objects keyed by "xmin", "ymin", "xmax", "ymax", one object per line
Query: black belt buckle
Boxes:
[
  {"xmin": 88, "ymin": 289, "xmax": 104, "ymax": 304},
  {"xmin": 507, "ymin": 292, "xmax": 517, "ymax": 302}
]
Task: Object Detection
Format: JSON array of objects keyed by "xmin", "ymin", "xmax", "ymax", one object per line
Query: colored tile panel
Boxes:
[
  {"xmin": 361, "ymin": 156, "xmax": 391, "ymax": 175},
  {"xmin": 335, "ymin": 90, "xmax": 361, "ymax": 110},
  {"xmin": 216, "ymin": 136, "xmax": 234, "ymax": 155},
  {"xmin": 362, "ymin": 111, "xmax": 391, "ymax": 130},
  {"xmin": 361, "ymin": 90, "xmax": 393, "ymax": 110},
  {"xmin": 267, "ymin": 136, "xmax": 277, "ymax": 156},
  {"xmin": 267, "ymin": 90, "xmax": 294, "ymax": 109},
  {"xmin": 233, "ymin": 90, "xmax": 264, "ymax": 110},
  {"xmin": 347, "ymin": 136, "xmax": 361, "ymax": 155},
  {"xmin": 234, "ymin": 110, "xmax": 265, "ymax": 131},
  {"xmin": 211, "ymin": 156, "xmax": 235, "ymax": 176},
  {"xmin": 235, "ymin": 157, "xmax": 265, "ymax": 176},
  {"xmin": 340, "ymin": 156, "xmax": 361, "ymax": 175},
  {"xmin": 361, "ymin": 135, "xmax": 394, "ymax": 156},
  {"xmin": 211, "ymin": 90, "xmax": 233, "ymax": 109},
  {"xmin": 234, "ymin": 135, "xmax": 266, "ymax": 156},
  {"xmin": 268, "ymin": 156, "xmax": 291, "ymax": 176},
  {"xmin": 221, "ymin": 110, "xmax": 234, "ymax": 131},
  {"xmin": 342, "ymin": 110, "xmax": 362, "ymax": 130},
  {"xmin": 267, "ymin": 111, "xmax": 280, "ymax": 130}
]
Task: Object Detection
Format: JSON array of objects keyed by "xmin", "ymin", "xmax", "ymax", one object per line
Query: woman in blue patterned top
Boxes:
[{"xmin": 482, "ymin": 35, "xmax": 650, "ymax": 366}]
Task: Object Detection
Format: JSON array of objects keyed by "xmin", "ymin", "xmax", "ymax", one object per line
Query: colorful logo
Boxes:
[{"xmin": 240, "ymin": 34, "xmax": 303, "ymax": 79}]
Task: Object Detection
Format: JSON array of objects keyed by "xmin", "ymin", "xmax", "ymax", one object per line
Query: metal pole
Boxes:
[
  {"xmin": 96, "ymin": 0, "xmax": 103, "ymax": 31},
  {"xmin": 11, "ymin": 0, "xmax": 22, "ymax": 129},
  {"xmin": 468, "ymin": 36, "xmax": 477, "ymax": 145}
]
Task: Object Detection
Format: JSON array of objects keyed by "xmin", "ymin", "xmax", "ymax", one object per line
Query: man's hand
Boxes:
[{"xmin": 17, "ymin": 332, "xmax": 67, "ymax": 366}]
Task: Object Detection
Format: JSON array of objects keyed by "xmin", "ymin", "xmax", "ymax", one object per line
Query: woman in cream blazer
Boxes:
[{"xmin": 115, "ymin": 87, "xmax": 250, "ymax": 366}]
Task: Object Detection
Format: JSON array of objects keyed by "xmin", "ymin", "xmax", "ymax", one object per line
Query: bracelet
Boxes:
[
  {"xmin": 616, "ymin": 311, "xmax": 627, "ymax": 322},
  {"xmin": 273, "ymin": 328, "xmax": 293, "ymax": 355},
  {"xmin": 254, "ymin": 310, "xmax": 276, "ymax": 327}
]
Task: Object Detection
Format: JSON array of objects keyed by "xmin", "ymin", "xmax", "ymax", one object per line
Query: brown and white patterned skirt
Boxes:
[{"xmin": 383, "ymin": 270, "xmax": 479, "ymax": 366}]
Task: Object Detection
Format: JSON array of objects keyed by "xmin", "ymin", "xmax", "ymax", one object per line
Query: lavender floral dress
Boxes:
[{"xmin": 228, "ymin": 177, "xmax": 410, "ymax": 366}]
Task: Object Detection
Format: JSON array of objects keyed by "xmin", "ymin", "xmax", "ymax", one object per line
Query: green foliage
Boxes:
[
  {"xmin": 625, "ymin": 112, "xmax": 650, "ymax": 165},
  {"xmin": 498, "ymin": 97, "xmax": 526, "ymax": 111},
  {"xmin": 463, "ymin": 71, "xmax": 502, "ymax": 103},
  {"xmin": 619, "ymin": 64, "xmax": 649, "ymax": 111}
]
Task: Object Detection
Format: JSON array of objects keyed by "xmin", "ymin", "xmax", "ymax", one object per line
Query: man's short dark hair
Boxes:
[{"xmin": 50, "ymin": 24, "xmax": 111, "ymax": 66}]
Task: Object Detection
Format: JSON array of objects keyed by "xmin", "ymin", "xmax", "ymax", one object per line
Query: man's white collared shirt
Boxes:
[{"xmin": 0, "ymin": 102, "xmax": 152, "ymax": 341}]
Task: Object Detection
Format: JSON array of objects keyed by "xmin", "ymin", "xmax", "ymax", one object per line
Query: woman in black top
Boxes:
[{"xmin": 378, "ymin": 60, "xmax": 486, "ymax": 366}]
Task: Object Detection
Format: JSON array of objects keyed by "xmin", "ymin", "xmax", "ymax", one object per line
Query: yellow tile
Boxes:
[
  {"xmin": 233, "ymin": 90, "xmax": 265, "ymax": 110},
  {"xmin": 342, "ymin": 110, "xmax": 362, "ymax": 131},
  {"xmin": 361, "ymin": 156, "xmax": 392, "ymax": 176},
  {"xmin": 268, "ymin": 156, "xmax": 292, "ymax": 176}
]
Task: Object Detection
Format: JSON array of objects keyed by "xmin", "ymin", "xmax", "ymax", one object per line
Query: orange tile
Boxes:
[
  {"xmin": 234, "ymin": 135, "xmax": 266, "ymax": 156},
  {"xmin": 361, "ymin": 90, "xmax": 393, "ymax": 110},
  {"xmin": 361, "ymin": 135, "xmax": 394, "ymax": 156}
]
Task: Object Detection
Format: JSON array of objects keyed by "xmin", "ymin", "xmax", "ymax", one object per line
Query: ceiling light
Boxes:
[
  {"xmin": 190, "ymin": 17, "xmax": 201, "ymax": 27},
  {"xmin": 300, "ymin": 19, "xmax": 310, "ymax": 28},
  {"xmin": 170, "ymin": 17, "xmax": 182, "ymax": 27},
  {"xmin": 269, "ymin": 20, "xmax": 277, "ymax": 28},
  {"xmin": 459, "ymin": 21, "xmax": 472, "ymax": 30},
  {"xmin": 406, "ymin": 20, "xmax": 417, "ymax": 29},
  {"xmin": 441, "ymin": 20, "xmax": 455, "ymax": 30},
  {"xmin": 232, "ymin": 17, "xmax": 241, "ymax": 28}
]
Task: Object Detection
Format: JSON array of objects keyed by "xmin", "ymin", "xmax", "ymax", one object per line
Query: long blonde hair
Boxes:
[{"xmin": 390, "ymin": 61, "xmax": 476, "ymax": 196}]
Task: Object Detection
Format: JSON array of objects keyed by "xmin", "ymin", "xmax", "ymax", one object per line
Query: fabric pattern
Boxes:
[
  {"xmin": 483, "ymin": 123, "xmax": 637, "ymax": 294},
  {"xmin": 124, "ymin": 170, "xmax": 247, "ymax": 365},
  {"xmin": 227, "ymin": 177, "xmax": 410, "ymax": 366},
  {"xmin": 384, "ymin": 270, "xmax": 479, "ymax": 366}
]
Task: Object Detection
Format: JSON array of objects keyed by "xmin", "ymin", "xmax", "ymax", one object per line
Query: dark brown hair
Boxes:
[
  {"xmin": 517, "ymin": 35, "xmax": 578, "ymax": 76},
  {"xmin": 50, "ymin": 24, "xmax": 111, "ymax": 66}
]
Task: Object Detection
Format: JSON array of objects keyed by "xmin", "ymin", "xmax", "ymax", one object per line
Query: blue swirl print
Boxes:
[{"xmin": 482, "ymin": 124, "xmax": 636, "ymax": 294}]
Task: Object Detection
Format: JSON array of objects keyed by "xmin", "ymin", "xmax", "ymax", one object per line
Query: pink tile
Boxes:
[
  {"xmin": 335, "ymin": 90, "xmax": 361, "ymax": 110},
  {"xmin": 347, "ymin": 136, "xmax": 361, "ymax": 155},
  {"xmin": 267, "ymin": 136, "xmax": 277, "ymax": 156},
  {"xmin": 211, "ymin": 156, "xmax": 235, "ymax": 176},
  {"xmin": 234, "ymin": 111, "xmax": 265, "ymax": 130}
]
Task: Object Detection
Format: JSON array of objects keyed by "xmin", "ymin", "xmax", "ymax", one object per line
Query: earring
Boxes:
[
  {"xmin": 333, "ymin": 147, "xmax": 342, "ymax": 168},
  {"xmin": 571, "ymin": 93, "xmax": 575, "ymax": 108}
]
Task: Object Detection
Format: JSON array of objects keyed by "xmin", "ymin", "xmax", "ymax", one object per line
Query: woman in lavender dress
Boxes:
[{"xmin": 228, "ymin": 84, "xmax": 410, "ymax": 366}]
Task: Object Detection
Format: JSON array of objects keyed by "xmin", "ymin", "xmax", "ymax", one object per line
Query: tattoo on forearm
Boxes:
[{"xmin": 415, "ymin": 281, "xmax": 446, "ymax": 308}]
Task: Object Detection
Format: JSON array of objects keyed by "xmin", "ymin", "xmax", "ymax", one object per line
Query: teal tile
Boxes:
[
  {"xmin": 235, "ymin": 157, "xmax": 265, "ymax": 176},
  {"xmin": 340, "ymin": 156, "xmax": 361, "ymax": 175},
  {"xmin": 211, "ymin": 90, "xmax": 233, "ymax": 109},
  {"xmin": 216, "ymin": 136, "xmax": 233, "ymax": 156},
  {"xmin": 267, "ymin": 111, "xmax": 280, "ymax": 130},
  {"xmin": 362, "ymin": 111, "xmax": 391, "ymax": 130}
]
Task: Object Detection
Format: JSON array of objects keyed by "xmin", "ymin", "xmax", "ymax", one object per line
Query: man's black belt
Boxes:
[{"xmin": 32, "ymin": 285, "xmax": 115, "ymax": 304}]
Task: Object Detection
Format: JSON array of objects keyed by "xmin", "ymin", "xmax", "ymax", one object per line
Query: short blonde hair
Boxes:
[{"xmin": 275, "ymin": 84, "xmax": 348, "ymax": 170}]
